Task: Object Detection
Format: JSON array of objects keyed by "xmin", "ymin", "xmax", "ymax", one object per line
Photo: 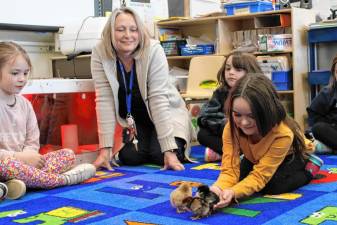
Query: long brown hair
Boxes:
[
  {"xmin": 226, "ymin": 74, "xmax": 306, "ymax": 158},
  {"xmin": 328, "ymin": 54, "xmax": 337, "ymax": 90},
  {"xmin": 217, "ymin": 51, "xmax": 263, "ymax": 89},
  {"xmin": 0, "ymin": 41, "xmax": 32, "ymax": 79}
]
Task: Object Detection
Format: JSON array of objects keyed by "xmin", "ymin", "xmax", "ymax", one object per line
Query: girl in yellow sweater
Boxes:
[{"xmin": 210, "ymin": 74, "xmax": 322, "ymax": 208}]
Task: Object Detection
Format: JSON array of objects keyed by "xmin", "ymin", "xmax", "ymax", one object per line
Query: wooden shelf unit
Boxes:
[{"xmin": 157, "ymin": 8, "xmax": 316, "ymax": 129}]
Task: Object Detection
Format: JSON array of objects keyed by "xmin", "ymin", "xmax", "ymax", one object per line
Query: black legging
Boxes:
[
  {"xmin": 118, "ymin": 122, "xmax": 185, "ymax": 166},
  {"xmin": 240, "ymin": 154, "xmax": 312, "ymax": 195},
  {"xmin": 312, "ymin": 122, "xmax": 337, "ymax": 151},
  {"xmin": 197, "ymin": 127, "xmax": 223, "ymax": 155}
]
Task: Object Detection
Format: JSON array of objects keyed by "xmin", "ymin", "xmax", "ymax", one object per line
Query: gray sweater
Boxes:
[{"xmin": 91, "ymin": 40, "xmax": 193, "ymax": 158}]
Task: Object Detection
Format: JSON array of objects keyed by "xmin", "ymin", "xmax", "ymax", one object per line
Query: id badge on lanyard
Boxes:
[{"xmin": 118, "ymin": 60, "xmax": 139, "ymax": 150}]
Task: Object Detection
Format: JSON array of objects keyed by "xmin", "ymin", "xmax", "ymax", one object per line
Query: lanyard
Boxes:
[{"xmin": 118, "ymin": 60, "xmax": 134, "ymax": 116}]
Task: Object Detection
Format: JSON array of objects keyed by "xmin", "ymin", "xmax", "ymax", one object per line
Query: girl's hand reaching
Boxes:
[
  {"xmin": 210, "ymin": 185, "xmax": 235, "ymax": 209},
  {"xmin": 15, "ymin": 150, "xmax": 46, "ymax": 169}
]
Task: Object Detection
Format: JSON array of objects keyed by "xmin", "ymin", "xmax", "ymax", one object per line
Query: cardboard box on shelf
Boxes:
[{"xmin": 258, "ymin": 34, "xmax": 292, "ymax": 52}]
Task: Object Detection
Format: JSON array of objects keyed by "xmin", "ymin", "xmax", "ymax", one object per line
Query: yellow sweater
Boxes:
[{"xmin": 213, "ymin": 121, "xmax": 314, "ymax": 199}]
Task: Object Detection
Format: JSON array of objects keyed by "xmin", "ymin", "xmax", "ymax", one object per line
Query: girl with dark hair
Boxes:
[
  {"xmin": 210, "ymin": 74, "xmax": 322, "ymax": 208},
  {"xmin": 197, "ymin": 51, "xmax": 262, "ymax": 162},
  {"xmin": 307, "ymin": 54, "xmax": 337, "ymax": 154}
]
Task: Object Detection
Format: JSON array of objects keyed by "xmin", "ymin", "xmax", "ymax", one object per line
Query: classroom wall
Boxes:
[
  {"xmin": 0, "ymin": 0, "xmax": 94, "ymax": 26},
  {"xmin": 2, "ymin": 0, "xmax": 337, "ymax": 27}
]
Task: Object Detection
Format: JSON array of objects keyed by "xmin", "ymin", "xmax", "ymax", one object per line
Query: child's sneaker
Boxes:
[
  {"xmin": 314, "ymin": 140, "xmax": 333, "ymax": 154},
  {"xmin": 0, "ymin": 183, "xmax": 8, "ymax": 201},
  {"xmin": 204, "ymin": 147, "xmax": 221, "ymax": 162},
  {"xmin": 305, "ymin": 154, "xmax": 324, "ymax": 177},
  {"xmin": 63, "ymin": 163, "xmax": 96, "ymax": 185},
  {"xmin": 5, "ymin": 179, "xmax": 26, "ymax": 200}
]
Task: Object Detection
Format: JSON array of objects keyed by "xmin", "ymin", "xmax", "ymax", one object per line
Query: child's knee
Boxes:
[
  {"xmin": 59, "ymin": 148, "xmax": 76, "ymax": 162},
  {"xmin": 0, "ymin": 157, "xmax": 16, "ymax": 167}
]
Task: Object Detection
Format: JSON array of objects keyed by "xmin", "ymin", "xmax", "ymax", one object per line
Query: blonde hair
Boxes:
[
  {"xmin": 0, "ymin": 41, "xmax": 32, "ymax": 79},
  {"xmin": 101, "ymin": 7, "xmax": 150, "ymax": 59}
]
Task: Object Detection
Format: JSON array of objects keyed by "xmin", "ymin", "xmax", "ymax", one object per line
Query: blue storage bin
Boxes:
[
  {"xmin": 272, "ymin": 70, "xmax": 292, "ymax": 91},
  {"xmin": 223, "ymin": 1, "xmax": 273, "ymax": 16},
  {"xmin": 308, "ymin": 70, "xmax": 331, "ymax": 85},
  {"xmin": 160, "ymin": 40, "xmax": 186, "ymax": 56},
  {"xmin": 180, "ymin": 44, "xmax": 215, "ymax": 56},
  {"xmin": 274, "ymin": 82, "xmax": 292, "ymax": 91},
  {"xmin": 272, "ymin": 70, "xmax": 292, "ymax": 82}
]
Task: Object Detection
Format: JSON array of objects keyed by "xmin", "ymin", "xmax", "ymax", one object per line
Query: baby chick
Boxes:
[
  {"xmin": 183, "ymin": 196, "xmax": 212, "ymax": 220},
  {"xmin": 170, "ymin": 182, "xmax": 193, "ymax": 213},
  {"xmin": 196, "ymin": 184, "xmax": 220, "ymax": 208}
]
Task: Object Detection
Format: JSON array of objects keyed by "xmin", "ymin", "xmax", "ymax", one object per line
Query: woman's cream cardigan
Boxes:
[{"xmin": 91, "ymin": 39, "xmax": 194, "ymax": 160}]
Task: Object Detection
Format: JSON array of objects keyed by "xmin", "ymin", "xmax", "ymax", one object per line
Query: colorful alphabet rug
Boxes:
[{"xmin": 1, "ymin": 146, "xmax": 337, "ymax": 225}]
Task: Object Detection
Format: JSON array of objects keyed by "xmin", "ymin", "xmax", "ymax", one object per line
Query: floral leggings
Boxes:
[{"xmin": 0, "ymin": 149, "xmax": 75, "ymax": 189}]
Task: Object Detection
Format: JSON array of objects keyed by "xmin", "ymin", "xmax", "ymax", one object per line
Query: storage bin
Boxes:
[
  {"xmin": 180, "ymin": 44, "xmax": 215, "ymax": 56},
  {"xmin": 159, "ymin": 28, "xmax": 182, "ymax": 41},
  {"xmin": 161, "ymin": 40, "xmax": 187, "ymax": 56},
  {"xmin": 258, "ymin": 34, "xmax": 292, "ymax": 52},
  {"xmin": 257, "ymin": 55, "xmax": 291, "ymax": 79},
  {"xmin": 274, "ymin": 82, "xmax": 292, "ymax": 91},
  {"xmin": 267, "ymin": 34, "xmax": 292, "ymax": 52},
  {"xmin": 308, "ymin": 70, "xmax": 331, "ymax": 85},
  {"xmin": 272, "ymin": 70, "xmax": 292, "ymax": 91},
  {"xmin": 222, "ymin": 1, "xmax": 273, "ymax": 16}
]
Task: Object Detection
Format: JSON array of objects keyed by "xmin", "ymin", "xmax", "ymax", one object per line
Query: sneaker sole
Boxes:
[
  {"xmin": 204, "ymin": 148, "xmax": 221, "ymax": 162},
  {"xmin": 6, "ymin": 180, "xmax": 26, "ymax": 200},
  {"xmin": 0, "ymin": 183, "xmax": 8, "ymax": 200}
]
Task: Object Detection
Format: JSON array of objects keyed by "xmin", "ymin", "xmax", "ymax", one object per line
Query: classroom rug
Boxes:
[{"xmin": 0, "ymin": 146, "xmax": 337, "ymax": 225}]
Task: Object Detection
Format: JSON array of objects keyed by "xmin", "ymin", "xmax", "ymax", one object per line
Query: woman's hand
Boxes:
[
  {"xmin": 15, "ymin": 150, "xmax": 45, "ymax": 169},
  {"xmin": 93, "ymin": 148, "xmax": 113, "ymax": 170},
  {"xmin": 210, "ymin": 185, "xmax": 235, "ymax": 209},
  {"xmin": 163, "ymin": 151, "xmax": 185, "ymax": 171}
]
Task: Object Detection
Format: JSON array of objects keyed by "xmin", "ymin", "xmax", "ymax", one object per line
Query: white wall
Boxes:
[
  {"xmin": 0, "ymin": 0, "xmax": 94, "ymax": 26},
  {"xmin": 190, "ymin": 0, "xmax": 221, "ymax": 17},
  {"xmin": 112, "ymin": 0, "xmax": 168, "ymax": 37},
  {"xmin": 312, "ymin": 0, "xmax": 332, "ymax": 19},
  {"xmin": 331, "ymin": 0, "xmax": 337, "ymax": 6}
]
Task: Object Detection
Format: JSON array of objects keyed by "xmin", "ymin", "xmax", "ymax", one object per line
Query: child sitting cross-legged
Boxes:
[
  {"xmin": 307, "ymin": 54, "xmax": 337, "ymax": 154},
  {"xmin": 0, "ymin": 41, "xmax": 96, "ymax": 193}
]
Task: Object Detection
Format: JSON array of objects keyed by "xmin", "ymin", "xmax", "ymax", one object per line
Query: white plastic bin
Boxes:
[{"xmin": 58, "ymin": 17, "xmax": 108, "ymax": 55}]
